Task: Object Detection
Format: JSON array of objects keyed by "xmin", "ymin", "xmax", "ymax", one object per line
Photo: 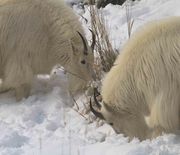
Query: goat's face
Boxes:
[
  {"xmin": 67, "ymin": 32, "xmax": 95, "ymax": 95},
  {"xmin": 90, "ymin": 89, "xmax": 151, "ymax": 140},
  {"xmin": 90, "ymin": 96, "xmax": 124, "ymax": 134}
]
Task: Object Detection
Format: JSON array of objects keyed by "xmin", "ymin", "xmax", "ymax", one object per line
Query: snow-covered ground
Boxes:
[{"xmin": 0, "ymin": 0, "xmax": 180, "ymax": 155}]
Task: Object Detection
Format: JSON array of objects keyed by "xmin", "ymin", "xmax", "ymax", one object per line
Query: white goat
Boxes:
[
  {"xmin": 0, "ymin": 0, "xmax": 95, "ymax": 100},
  {"xmin": 90, "ymin": 17, "xmax": 180, "ymax": 140}
]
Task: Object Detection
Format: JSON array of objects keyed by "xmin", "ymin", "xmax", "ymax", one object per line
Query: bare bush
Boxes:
[{"xmin": 89, "ymin": 6, "xmax": 119, "ymax": 81}]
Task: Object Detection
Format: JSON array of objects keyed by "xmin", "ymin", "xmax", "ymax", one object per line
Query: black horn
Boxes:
[
  {"xmin": 94, "ymin": 87, "xmax": 101, "ymax": 109},
  {"xmin": 89, "ymin": 29, "xmax": 96, "ymax": 51},
  {"xmin": 77, "ymin": 31, "xmax": 88, "ymax": 55},
  {"xmin": 90, "ymin": 98, "xmax": 104, "ymax": 120},
  {"xmin": 94, "ymin": 87, "xmax": 101, "ymax": 96}
]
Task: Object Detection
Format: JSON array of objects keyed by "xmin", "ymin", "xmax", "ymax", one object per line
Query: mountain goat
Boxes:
[
  {"xmin": 0, "ymin": 0, "xmax": 95, "ymax": 100},
  {"xmin": 90, "ymin": 17, "xmax": 180, "ymax": 140}
]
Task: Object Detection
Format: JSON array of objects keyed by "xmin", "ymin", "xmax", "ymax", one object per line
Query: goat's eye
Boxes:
[
  {"xmin": 109, "ymin": 123, "xmax": 113, "ymax": 126},
  {"xmin": 81, "ymin": 60, "xmax": 86, "ymax": 64}
]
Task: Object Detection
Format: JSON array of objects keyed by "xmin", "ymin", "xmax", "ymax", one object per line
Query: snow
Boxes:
[{"xmin": 0, "ymin": 0, "xmax": 180, "ymax": 155}]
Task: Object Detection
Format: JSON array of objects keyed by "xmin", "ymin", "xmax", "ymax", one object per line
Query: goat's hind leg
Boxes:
[{"xmin": 145, "ymin": 92, "xmax": 180, "ymax": 137}]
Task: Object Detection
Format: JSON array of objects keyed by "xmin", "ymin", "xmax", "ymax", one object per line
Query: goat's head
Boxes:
[
  {"xmin": 90, "ymin": 88, "xmax": 135, "ymax": 135},
  {"xmin": 90, "ymin": 88, "xmax": 151, "ymax": 140},
  {"xmin": 89, "ymin": 88, "xmax": 120, "ymax": 131},
  {"xmin": 67, "ymin": 30, "xmax": 96, "ymax": 95}
]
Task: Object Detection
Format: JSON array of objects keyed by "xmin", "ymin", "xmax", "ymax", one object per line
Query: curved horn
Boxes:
[
  {"xmin": 77, "ymin": 31, "xmax": 88, "ymax": 55},
  {"xmin": 89, "ymin": 29, "xmax": 96, "ymax": 51},
  {"xmin": 94, "ymin": 87, "xmax": 101, "ymax": 96},
  {"xmin": 90, "ymin": 98, "xmax": 104, "ymax": 120},
  {"xmin": 94, "ymin": 88, "xmax": 101, "ymax": 108}
]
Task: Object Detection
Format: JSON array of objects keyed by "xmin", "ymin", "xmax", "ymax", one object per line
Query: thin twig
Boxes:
[
  {"xmin": 69, "ymin": 91, "xmax": 79, "ymax": 110},
  {"xmin": 125, "ymin": 0, "xmax": 134, "ymax": 38},
  {"xmin": 72, "ymin": 108, "xmax": 89, "ymax": 120},
  {"xmin": 59, "ymin": 67, "xmax": 87, "ymax": 81}
]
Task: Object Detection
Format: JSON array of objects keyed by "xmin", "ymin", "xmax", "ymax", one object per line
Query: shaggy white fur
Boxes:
[
  {"xmin": 0, "ymin": 0, "xmax": 94, "ymax": 100},
  {"xmin": 100, "ymin": 17, "xmax": 180, "ymax": 140}
]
